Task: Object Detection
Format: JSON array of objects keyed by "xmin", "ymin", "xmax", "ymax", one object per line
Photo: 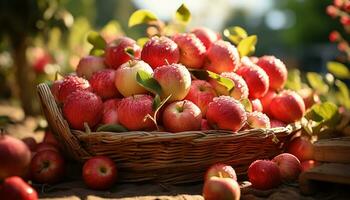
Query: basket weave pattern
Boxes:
[{"xmin": 37, "ymin": 83, "xmax": 300, "ymax": 183}]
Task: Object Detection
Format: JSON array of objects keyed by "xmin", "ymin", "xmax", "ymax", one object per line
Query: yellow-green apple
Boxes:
[
  {"xmin": 272, "ymin": 153, "xmax": 302, "ymax": 182},
  {"xmin": 259, "ymin": 90, "xmax": 277, "ymax": 116},
  {"xmin": 248, "ymin": 160, "xmax": 281, "ymax": 190},
  {"xmin": 162, "ymin": 100, "xmax": 202, "ymax": 132},
  {"xmin": 202, "ymin": 177, "xmax": 240, "ymax": 200},
  {"xmin": 206, "ymin": 96, "xmax": 247, "ymax": 131},
  {"xmin": 58, "ymin": 75, "xmax": 92, "ymax": 103},
  {"xmin": 184, "ymin": 80, "xmax": 217, "ymax": 115},
  {"xmin": 141, "ymin": 36, "xmax": 180, "ymax": 69},
  {"xmin": 256, "ymin": 56, "xmax": 287, "ymax": 90},
  {"xmin": 1, "ymin": 176, "xmax": 38, "ymax": 200},
  {"xmin": 251, "ymin": 99, "xmax": 263, "ymax": 112},
  {"xmin": 205, "ymin": 164, "xmax": 237, "ymax": 181},
  {"xmin": 191, "ymin": 27, "xmax": 219, "ymax": 50},
  {"xmin": 82, "ymin": 156, "xmax": 117, "ymax": 190},
  {"xmin": 115, "ymin": 60, "xmax": 153, "ymax": 97},
  {"xmin": 209, "ymin": 72, "xmax": 249, "ymax": 100},
  {"xmin": 246, "ymin": 111, "xmax": 271, "ymax": 129},
  {"xmin": 153, "ymin": 63, "xmax": 191, "ymax": 101},
  {"xmin": 287, "ymin": 137, "xmax": 314, "ymax": 161},
  {"xmin": 101, "ymin": 99, "xmax": 120, "ymax": 125},
  {"xmin": 76, "ymin": 56, "xmax": 106, "ymax": 79}
]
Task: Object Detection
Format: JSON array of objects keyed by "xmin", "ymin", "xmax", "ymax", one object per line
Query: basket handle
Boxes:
[{"xmin": 37, "ymin": 83, "xmax": 90, "ymax": 161}]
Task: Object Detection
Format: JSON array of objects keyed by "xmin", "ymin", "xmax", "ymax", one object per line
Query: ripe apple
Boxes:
[
  {"xmin": 272, "ymin": 153, "xmax": 302, "ymax": 181},
  {"xmin": 259, "ymin": 90, "xmax": 276, "ymax": 117},
  {"xmin": 35, "ymin": 143, "xmax": 59, "ymax": 153},
  {"xmin": 153, "ymin": 63, "xmax": 191, "ymax": 101},
  {"xmin": 270, "ymin": 119, "xmax": 287, "ymax": 128},
  {"xmin": 0, "ymin": 135, "xmax": 31, "ymax": 180},
  {"xmin": 184, "ymin": 80, "xmax": 217, "ymax": 115},
  {"xmin": 76, "ymin": 55, "xmax": 106, "ymax": 79},
  {"xmin": 1, "ymin": 176, "xmax": 38, "ymax": 200},
  {"xmin": 21, "ymin": 137, "xmax": 37, "ymax": 152},
  {"xmin": 50, "ymin": 79, "xmax": 63, "ymax": 102},
  {"xmin": 209, "ymin": 72, "xmax": 249, "ymax": 100},
  {"xmin": 251, "ymin": 99, "xmax": 263, "ymax": 112},
  {"xmin": 301, "ymin": 160, "xmax": 319, "ymax": 172},
  {"xmin": 115, "ymin": 60, "xmax": 154, "ymax": 97},
  {"xmin": 101, "ymin": 99, "xmax": 120, "ymax": 125},
  {"xmin": 246, "ymin": 111, "xmax": 271, "ymax": 129},
  {"xmin": 89, "ymin": 69, "xmax": 120, "ymax": 99},
  {"xmin": 58, "ymin": 75, "xmax": 92, "ymax": 103},
  {"xmin": 287, "ymin": 137, "xmax": 314, "ymax": 161},
  {"xmin": 30, "ymin": 150, "xmax": 65, "ymax": 184},
  {"xmin": 202, "ymin": 177, "xmax": 240, "ymax": 200},
  {"xmin": 43, "ymin": 130, "xmax": 59, "ymax": 148},
  {"xmin": 248, "ymin": 160, "xmax": 281, "ymax": 190},
  {"xmin": 205, "ymin": 164, "xmax": 237, "ymax": 181},
  {"xmin": 162, "ymin": 100, "xmax": 202, "ymax": 132},
  {"xmin": 201, "ymin": 119, "xmax": 211, "ymax": 131},
  {"xmin": 256, "ymin": 56, "xmax": 287, "ymax": 90},
  {"xmin": 191, "ymin": 27, "xmax": 218, "ymax": 49},
  {"xmin": 82, "ymin": 156, "xmax": 117, "ymax": 190},
  {"xmin": 298, "ymin": 88, "xmax": 320, "ymax": 109}
]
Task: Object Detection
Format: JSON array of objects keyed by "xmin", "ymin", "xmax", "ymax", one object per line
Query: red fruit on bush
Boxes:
[
  {"xmin": 301, "ymin": 160, "xmax": 319, "ymax": 172},
  {"xmin": 30, "ymin": 150, "xmax": 65, "ymax": 184},
  {"xmin": 287, "ymin": 137, "xmax": 314, "ymax": 161},
  {"xmin": 104, "ymin": 37, "xmax": 141, "ymax": 69},
  {"xmin": 236, "ymin": 59, "xmax": 269, "ymax": 99},
  {"xmin": 2, "ymin": 176, "xmax": 38, "ymax": 200},
  {"xmin": 76, "ymin": 56, "xmax": 106, "ymax": 79},
  {"xmin": 251, "ymin": 99, "xmax": 263, "ymax": 112},
  {"xmin": 204, "ymin": 40, "xmax": 240, "ymax": 73},
  {"xmin": 101, "ymin": 99, "xmax": 120, "ymax": 125},
  {"xmin": 326, "ymin": 5, "xmax": 338, "ymax": 18},
  {"xmin": 63, "ymin": 90, "xmax": 103, "ymax": 130},
  {"xmin": 89, "ymin": 69, "xmax": 119, "ymax": 99},
  {"xmin": 203, "ymin": 177, "xmax": 240, "ymax": 200},
  {"xmin": 0, "ymin": 135, "xmax": 31, "ymax": 180},
  {"xmin": 184, "ymin": 80, "xmax": 217, "ymax": 115},
  {"xmin": 201, "ymin": 119, "xmax": 210, "ymax": 131},
  {"xmin": 329, "ymin": 31, "xmax": 340, "ymax": 42},
  {"xmin": 272, "ymin": 153, "xmax": 302, "ymax": 182},
  {"xmin": 270, "ymin": 90, "xmax": 305, "ymax": 123},
  {"xmin": 117, "ymin": 95, "xmax": 155, "ymax": 131},
  {"xmin": 21, "ymin": 137, "xmax": 37, "ymax": 152},
  {"xmin": 259, "ymin": 90, "xmax": 276, "ymax": 116},
  {"xmin": 246, "ymin": 111, "xmax": 270, "ymax": 129},
  {"xmin": 141, "ymin": 36, "xmax": 180, "ymax": 69},
  {"xmin": 256, "ymin": 56, "xmax": 287, "ymax": 90},
  {"xmin": 205, "ymin": 163, "xmax": 237, "ymax": 181},
  {"xmin": 191, "ymin": 27, "xmax": 218, "ymax": 50},
  {"xmin": 270, "ymin": 119, "xmax": 287, "ymax": 128},
  {"xmin": 172, "ymin": 33, "xmax": 206, "ymax": 68},
  {"xmin": 82, "ymin": 156, "xmax": 117, "ymax": 190},
  {"xmin": 43, "ymin": 130, "xmax": 59, "ymax": 148},
  {"xmin": 248, "ymin": 160, "xmax": 281, "ymax": 190},
  {"xmin": 206, "ymin": 96, "xmax": 247, "ymax": 132},
  {"xmin": 162, "ymin": 100, "xmax": 202, "ymax": 132},
  {"xmin": 209, "ymin": 72, "xmax": 249, "ymax": 100},
  {"xmin": 58, "ymin": 75, "xmax": 92, "ymax": 103}
]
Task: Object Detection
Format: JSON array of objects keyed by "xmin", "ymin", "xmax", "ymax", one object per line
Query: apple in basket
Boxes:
[
  {"xmin": 203, "ymin": 177, "xmax": 240, "ymax": 200},
  {"xmin": 76, "ymin": 55, "xmax": 106, "ymax": 79}
]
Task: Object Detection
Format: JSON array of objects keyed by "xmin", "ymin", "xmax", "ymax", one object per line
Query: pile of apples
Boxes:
[{"xmin": 50, "ymin": 25, "xmax": 307, "ymax": 133}]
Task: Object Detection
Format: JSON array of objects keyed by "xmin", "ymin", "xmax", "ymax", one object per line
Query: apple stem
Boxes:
[{"xmin": 164, "ymin": 59, "xmax": 170, "ymax": 65}]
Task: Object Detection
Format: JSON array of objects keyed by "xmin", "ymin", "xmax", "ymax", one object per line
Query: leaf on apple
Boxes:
[
  {"xmin": 175, "ymin": 3, "xmax": 191, "ymax": 24},
  {"xmin": 96, "ymin": 124, "xmax": 128, "ymax": 132},
  {"xmin": 136, "ymin": 70, "xmax": 162, "ymax": 95},
  {"xmin": 240, "ymin": 99, "xmax": 252, "ymax": 112},
  {"xmin": 128, "ymin": 9, "xmax": 158, "ymax": 28},
  {"xmin": 146, "ymin": 94, "xmax": 172, "ymax": 130},
  {"xmin": 207, "ymin": 71, "xmax": 235, "ymax": 92},
  {"xmin": 237, "ymin": 35, "xmax": 257, "ymax": 57},
  {"xmin": 306, "ymin": 72, "xmax": 329, "ymax": 94},
  {"xmin": 285, "ymin": 69, "xmax": 302, "ymax": 91},
  {"xmin": 223, "ymin": 26, "xmax": 248, "ymax": 45},
  {"xmin": 327, "ymin": 61, "xmax": 350, "ymax": 79},
  {"xmin": 89, "ymin": 48, "xmax": 105, "ymax": 57}
]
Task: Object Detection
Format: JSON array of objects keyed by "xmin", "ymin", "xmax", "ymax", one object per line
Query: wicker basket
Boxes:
[{"xmin": 37, "ymin": 83, "xmax": 301, "ymax": 184}]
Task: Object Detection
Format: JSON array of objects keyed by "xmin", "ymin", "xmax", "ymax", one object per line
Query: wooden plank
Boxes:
[{"xmin": 313, "ymin": 137, "xmax": 350, "ymax": 163}]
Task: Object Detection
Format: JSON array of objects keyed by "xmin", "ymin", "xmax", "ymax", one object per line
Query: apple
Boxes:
[
  {"xmin": 30, "ymin": 150, "xmax": 65, "ymax": 184},
  {"xmin": 256, "ymin": 56, "xmax": 287, "ymax": 90},
  {"xmin": 0, "ymin": 135, "xmax": 31, "ymax": 180},
  {"xmin": 76, "ymin": 55, "xmax": 106, "ymax": 79},
  {"xmin": 270, "ymin": 119, "xmax": 287, "ymax": 128},
  {"xmin": 251, "ymin": 99, "xmax": 263, "ymax": 112},
  {"xmin": 101, "ymin": 99, "xmax": 120, "ymax": 125},
  {"xmin": 202, "ymin": 177, "xmax": 240, "ymax": 200},
  {"xmin": 35, "ymin": 143, "xmax": 59, "ymax": 153},
  {"xmin": 246, "ymin": 111, "xmax": 271, "ymax": 129},
  {"xmin": 162, "ymin": 100, "xmax": 202, "ymax": 132},
  {"xmin": 298, "ymin": 88, "xmax": 320, "ymax": 109},
  {"xmin": 184, "ymin": 80, "xmax": 217, "ymax": 115},
  {"xmin": 205, "ymin": 164, "xmax": 237, "ymax": 181},
  {"xmin": 43, "ymin": 130, "xmax": 59, "ymax": 148},
  {"xmin": 248, "ymin": 160, "xmax": 281, "ymax": 190},
  {"xmin": 191, "ymin": 27, "xmax": 218, "ymax": 49},
  {"xmin": 50, "ymin": 79, "xmax": 63, "ymax": 102},
  {"xmin": 1, "ymin": 176, "xmax": 38, "ymax": 200},
  {"xmin": 272, "ymin": 153, "xmax": 302, "ymax": 181},
  {"xmin": 153, "ymin": 63, "xmax": 191, "ymax": 101},
  {"xmin": 301, "ymin": 160, "xmax": 319, "ymax": 172},
  {"xmin": 287, "ymin": 137, "xmax": 314, "ymax": 161},
  {"xmin": 201, "ymin": 119, "xmax": 211, "ymax": 131},
  {"xmin": 58, "ymin": 75, "xmax": 92, "ymax": 103},
  {"xmin": 82, "ymin": 156, "xmax": 117, "ymax": 190},
  {"xmin": 259, "ymin": 90, "xmax": 277, "ymax": 117},
  {"xmin": 21, "ymin": 137, "xmax": 37, "ymax": 152},
  {"xmin": 115, "ymin": 60, "xmax": 154, "ymax": 97},
  {"xmin": 209, "ymin": 72, "xmax": 249, "ymax": 100},
  {"xmin": 89, "ymin": 69, "xmax": 120, "ymax": 99}
]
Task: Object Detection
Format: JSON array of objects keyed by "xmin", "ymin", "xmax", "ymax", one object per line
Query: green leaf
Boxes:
[
  {"xmin": 136, "ymin": 70, "xmax": 162, "ymax": 95},
  {"xmin": 335, "ymin": 80, "xmax": 350, "ymax": 109},
  {"xmin": 285, "ymin": 69, "xmax": 302, "ymax": 91},
  {"xmin": 223, "ymin": 26, "xmax": 248, "ymax": 45},
  {"xmin": 237, "ymin": 35, "xmax": 257, "ymax": 57},
  {"xmin": 306, "ymin": 102, "xmax": 338, "ymax": 122},
  {"xmin": 124, "ymin": 47, "xmax": 135, "ymax": 59},
  {"xmin": 207, "ymin": 71, "xmax": 235, "ymax": 92},
  {"xmin": 128, "ymin": 9, "xmax": 158, "ymax": 27},
  {"xmin": 96, "ymin": 124, "xmax": 128, "ymax": 132},
  {"xmin": 175, "ymin": 3, "xmax": 191, "ymax": 24},
  {"xmin": 188, "ymin": 69, "xmax": 209, "ymax": 80},
  {"xmin": 240, "ymin": 99, "xmax": 252, "ymax": 112},
  {"xmin": 306, "ymin": 72, "xmax": 329, "ymax": 94},
  {"xmin": 137, "ymin": 37, "xmax": 149, "ymax": 47},
  {"xmin": 89, "ymin": 48, "xmax": 105, "ymax": 57},
  {"xmin": 87, "ymin": 31, "xmax": 106, "ymax": 50},
  {"xmin": 327, "ymin": 61, "xmax": 350, "ymax": 79}
]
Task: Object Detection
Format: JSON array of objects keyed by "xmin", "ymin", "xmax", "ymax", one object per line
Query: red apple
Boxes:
[
  {"xmin": 248, "ymin": 160, "xmax": 281, "ymax": 190},
  {"xmin": 0, "ymin": 135, "xmax": 31, "ymax": 180},
  {"xmin": 256, "ymin": 56, "xmax": 287, "ymax": 90},
  {"xmin": 209, "ymin": 72, "xmax": 249, "ymax": 100},
  {"xmin": 301, "ymin": 160, "xmax": 319, "ymax": 172},
  {"xmin": 206, "ymin": 96, "xmax": 247, "ymax": 132},
  {"xmin": 1, "ymin": 176, "xmax": 38, "ymax": 200},
  {"xmin": 50, "ymin": 79, "xmax": 63, "ymax": 102},
  {"xmin": 153, "ymin": 63, "xmax": 191, "ymax": 101},
  {"xmin": 58, "ymin": 75, "xmax": 92, "ymax": 103},
  {"xmin": 246, "ymin": 111, "xmax": 271, "ymax": 129},
  {"xmin": 184, "ymin": 80, "xmax": 217, "ymax": 115},
  {"xmin": 162, "ymin": 100, "xmax": 202, "ymax": 132},
  {"xmin": 82, "ymin": 156, "xmax": 117, "ymax": 190},
  {"xmin": 35, "ymin": 143, "xmax": 59, "ymax": 153},
  {"xmin": 205, "ymin": 164, "xmax": 237, "ymax": 181},
  {"xmin": 89, "ymin": 69, "xmax": 120, "ymax": 99},
  {"xmin": 287, "ymin": 137, "xmax": 314, "ymax": 161},
  {"xmin": 202, "ymin": 177, "xmax": 240, "ymax": 200},
  {"xmin": 43, "ymin": 130, "xmax": 59, "ymax": 148},
  {"xmin": 270, "ymin": 119, "xmax": 287, "ymax": 128},
  {"xmin": 21, "ymin": 137, "xmax": 37, "ymax": 152},
  {"xmin": 117, "ymin": 95, "xmax": 155, "ymax": 131},
  {"xmin": 30, "ymin": 150, "xmax": 65, "ymax": 184},
  {"xmin": 251, "ymin": 99, "xmax": 263, "ymax": 112},
  {"xmin": 259, "ymin": 90, "xmax": 276, "ymax": 117},
  {"xmin": 76, "ymin": 56, "xmax": 106, "ymax": 79},
  {"xmin": 101, "ymin": 99, "xmax": 120, "ymax": 125},
  {"xmin": 104, "ymin": 37, "xmax": 141, "ymax": 69},
  {"xmin": 191, "ymin": 27, "xmax": 218, "ymax": 50},
  {"xmin": 272, "ymin": 153, "xmax": 302, "ymax": 181},
  {"xmin": 298, "ymin": 88, "xmax": 320, "ymax": 109},
  {"xmin": 115, "ymin": 60, "xmax": 153, "ymax": 97},
  {"xmin": 201, "ymin": 119, "xmax": 211, "ymax": 131}
]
